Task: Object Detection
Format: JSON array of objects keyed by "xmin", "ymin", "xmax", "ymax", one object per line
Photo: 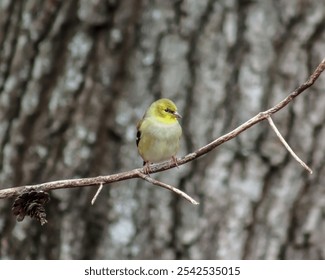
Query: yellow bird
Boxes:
[{"xmin": 136, "ymin": 98, "xmax": 182, "ymax": 173}]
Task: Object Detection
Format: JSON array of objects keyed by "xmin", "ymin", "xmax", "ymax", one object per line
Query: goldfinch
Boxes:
[{"xmin": 136, "ymin": 98, "xmax": 182, "ymax": 174}]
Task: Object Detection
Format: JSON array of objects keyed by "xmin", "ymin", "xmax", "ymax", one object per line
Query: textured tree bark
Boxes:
[{"xmin": 0, "ymin": 0, "xmax": 324, "ymax": 260}]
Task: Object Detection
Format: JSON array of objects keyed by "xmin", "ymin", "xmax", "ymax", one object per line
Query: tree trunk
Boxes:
[{"xmin": 0, "ymin": 0, "xmax": 324, "ymax": 259}]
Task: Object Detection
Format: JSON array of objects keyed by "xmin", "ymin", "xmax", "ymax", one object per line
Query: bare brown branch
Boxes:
[
  {"xmin": 177, "ymin": 58, "xmax": 325, "ymax": 166},
  {"xmin": 0, "ymin": 58, "xmax": 324, "ymax": 203}
]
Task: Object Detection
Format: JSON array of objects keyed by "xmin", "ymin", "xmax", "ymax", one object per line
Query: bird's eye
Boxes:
[{"xmin": 165, "ymin": 108, "xmax": 173, "ymax": 113}]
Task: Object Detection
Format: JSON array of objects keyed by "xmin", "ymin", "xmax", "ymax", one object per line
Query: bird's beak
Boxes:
[{"xmin": 173, "ymin": 111, "xmax": 182, "ymax": 119}]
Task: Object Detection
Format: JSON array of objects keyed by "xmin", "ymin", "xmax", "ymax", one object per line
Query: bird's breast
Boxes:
[{"xmin": 138, "ymin": 121, "xmax": 182, "ymax": 163}]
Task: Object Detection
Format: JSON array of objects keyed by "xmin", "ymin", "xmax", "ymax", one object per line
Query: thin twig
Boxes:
[
  {"xmin": 0, "ymin": 58, "xmax": 324, "ymax": 201},
  {"xmin": 91, "ymin": 183, "xmax": 104, "ymax": 205},
  {"xmin": 267, "ymin": 116, "xmax": 313, "ymax": 174},
  {"xmin": 137, "ymin": 172, "xmax": 199, "ymax": 205}
]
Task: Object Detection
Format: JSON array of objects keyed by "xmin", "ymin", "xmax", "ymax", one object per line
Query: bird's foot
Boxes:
[
  {"xmin": 171, "ymin": 156, "xmax": 179, "ymax": 169},
  {"xmin": 142, "ymin": 161, "xmax": 151, "ymax": 175}
]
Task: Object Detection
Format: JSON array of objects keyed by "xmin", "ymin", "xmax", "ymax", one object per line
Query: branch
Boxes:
[
  {"xmin": 176, "ymin": 58, "xmax": 325, "ymax": 167},
  {"xmin": 0, "ymin": 58, "xmax": 324, "ymax": 204}
]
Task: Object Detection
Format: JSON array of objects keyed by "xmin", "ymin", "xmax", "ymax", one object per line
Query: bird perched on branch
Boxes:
[{"xmin": 136, "ymin": 98, "xmax": 182, "ymax": 174}]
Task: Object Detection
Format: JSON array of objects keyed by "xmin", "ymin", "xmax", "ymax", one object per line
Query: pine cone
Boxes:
[{"xmin": 12, "ymin": 189, "xmax": 50, "ymax": 225}]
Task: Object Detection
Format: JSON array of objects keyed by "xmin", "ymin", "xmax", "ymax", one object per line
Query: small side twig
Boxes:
[
  {"xmin": 137, "ymin": 171, "xmax": 199, "ymax": 205},
  {"xmin": 267, "ymin": 116, "xmax": 313, "ymax": 174},
  {"xmin": 91, "ymin": 183, "xmax": 104, "ymax": 205}
]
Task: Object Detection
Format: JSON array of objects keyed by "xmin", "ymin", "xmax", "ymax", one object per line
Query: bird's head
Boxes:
[{"xmin": 148, "ymin": 98, "xmax": 182, "ymax": 123}]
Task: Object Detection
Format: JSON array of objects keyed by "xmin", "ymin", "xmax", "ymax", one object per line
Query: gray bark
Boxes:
[{"xmin": 0, "ymin": 0, "xmax": 324, "ymax": 259}]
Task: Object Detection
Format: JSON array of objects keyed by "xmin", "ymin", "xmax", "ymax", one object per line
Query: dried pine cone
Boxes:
[{"xmin": 12, "ymin": 189, "xmax": 50, "ymax": 225}]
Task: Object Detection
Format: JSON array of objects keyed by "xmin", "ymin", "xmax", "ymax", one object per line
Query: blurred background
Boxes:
[{"xmin": 0, "ymin": 0, "xmax": 324, "ymax": 260}]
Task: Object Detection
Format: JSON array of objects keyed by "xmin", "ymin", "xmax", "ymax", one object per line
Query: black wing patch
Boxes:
[{"xmin": 136, "ymin": 130, "xmax": 141, "ymax": 147}]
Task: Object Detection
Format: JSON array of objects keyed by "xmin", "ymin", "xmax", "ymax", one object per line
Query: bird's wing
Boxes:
[{"xmin": 136, "ymin": 119, "xmax": 142, "ymax": 147}]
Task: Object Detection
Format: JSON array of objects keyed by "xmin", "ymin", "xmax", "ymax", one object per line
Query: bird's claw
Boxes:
[
  {"xmin": 171, "ymin": 156, "xmax": 179, "ymax": 169},
  {"xmin": 142, "ymin": 161, "xmax": 151, "ymax": 175}
]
